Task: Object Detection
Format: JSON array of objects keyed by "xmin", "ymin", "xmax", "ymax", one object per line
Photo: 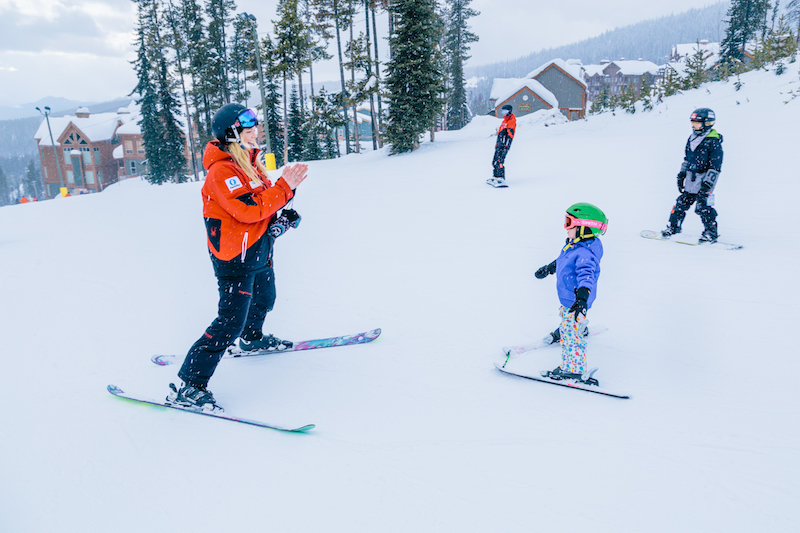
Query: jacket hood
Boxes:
[{"xmin": 203, "ymin": 141, "xmax": 232, "ymax": 170}]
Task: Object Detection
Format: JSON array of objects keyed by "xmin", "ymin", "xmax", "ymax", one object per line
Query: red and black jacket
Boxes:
[
  {"xmin": 497, "ymin": 113, "xmax": 516, "ymax": 148},
  {"xmin": 201, "ymin": 141, "xmax": 294, "ymax": 277}
]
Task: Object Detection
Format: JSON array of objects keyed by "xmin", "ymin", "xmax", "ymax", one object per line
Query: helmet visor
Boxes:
[{"xmin": 236, "ymin": 108, "xmax": 259, "ymax": 129}]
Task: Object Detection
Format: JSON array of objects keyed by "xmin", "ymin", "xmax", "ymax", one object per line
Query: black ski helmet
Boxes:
[
  {"xmin": 211, "ymin": 103, "xmax": 248, "ymax": 144},
  {"xmin": 501, "ymin": 104, "xmax": 513, "ymax": 113},
  {"xmin": 689, "ymin": 108, "xmax": 715, "ymax": 132}
]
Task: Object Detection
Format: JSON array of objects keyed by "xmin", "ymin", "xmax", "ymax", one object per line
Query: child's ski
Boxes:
[
  {"xmin": 494, "ymin": 363, "xmax": 630, "ymax": 399},
  {"xmin": 152, "ymin": 328, "xmax": 381, "ymax": 366},
  {"xmin": 107, "ymin": 385, "xmax": 315, "ymax": 432},
  {"xmin": 640, "ymin": 230, "xmax": 742, "ymax": 250}
]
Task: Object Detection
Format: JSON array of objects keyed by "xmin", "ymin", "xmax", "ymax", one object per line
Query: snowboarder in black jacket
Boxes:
[{"xmin": 662, "ymin": 108, "xmax": 723, "ymax": 243}]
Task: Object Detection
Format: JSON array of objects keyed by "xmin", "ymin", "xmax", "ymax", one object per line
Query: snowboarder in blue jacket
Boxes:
[
  {"xmin": 662, "ymin": 108, "xmax": 723, "ymax": 243},
  {"xmin": 534, "ymin": 203, "xmax": 607, "ymax": 384}
]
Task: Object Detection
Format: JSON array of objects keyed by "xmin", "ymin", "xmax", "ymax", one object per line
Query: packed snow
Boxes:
[{"xmin": 1, "ymin": 63, "xmax": 799, "ymax": 532}]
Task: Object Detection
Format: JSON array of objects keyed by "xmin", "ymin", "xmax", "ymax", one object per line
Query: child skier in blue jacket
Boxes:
[{"xmin": 534, "ymin": 203, "xmax": 607, "ymax": 385}]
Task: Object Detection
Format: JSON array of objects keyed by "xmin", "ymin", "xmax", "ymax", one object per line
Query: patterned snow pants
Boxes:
[{"xmin": 559, "ymin": 305, "xmax": 587, "ymax": 374}]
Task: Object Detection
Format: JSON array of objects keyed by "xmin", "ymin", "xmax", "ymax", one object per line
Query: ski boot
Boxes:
[
  {"xmin": 239, "ymin": 334, "xmax": 293, "ymax": 353},
  {"xmin": 167, "ymin": 382, "xmax": 222, "ymax": 412},
  {"xmin": 542, "ymin": 367, "xmax": 599, "ymax": 386},
  {"xmin": 661, "ymin": 225, "xmax": 680, "ymax": 238},
  {"xmin": 698, "ymin": 228, "xmax": 718, "ymax": 244}
]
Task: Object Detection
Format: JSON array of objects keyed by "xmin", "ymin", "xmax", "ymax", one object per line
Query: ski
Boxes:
[
  {"xmin": 494, "ymin": 363, "xmax": 630, "ymax": 399},
  {"xmin": 107, "ymin": 384, "xmax": 315, "ymax": 432},
  {"xmin": 501, "ymin": 326, "xmax": 609, "ymax": 360},
  {"xmin": 152, "ymin": 328, "xmax": 381, "ymax": 366},
  {"xmin": 640, "ymin": 230, "xmax": 742, "ymax": 250}
]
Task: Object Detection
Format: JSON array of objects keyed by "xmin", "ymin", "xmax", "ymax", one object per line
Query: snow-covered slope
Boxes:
[{"xmin": 1, "ymin": 64, "xmax": 799, "ymax": 532}]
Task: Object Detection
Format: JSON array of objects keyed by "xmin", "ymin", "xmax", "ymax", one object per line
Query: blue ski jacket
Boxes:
[{"xmin": 555, "ymin": 237, "xmax": 603, "ymax": 309}]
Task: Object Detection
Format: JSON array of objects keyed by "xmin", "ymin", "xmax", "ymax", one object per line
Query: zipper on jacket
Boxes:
[{"xmin": 241, "ymin": 232, "xmax": 249, "ymax": 262}]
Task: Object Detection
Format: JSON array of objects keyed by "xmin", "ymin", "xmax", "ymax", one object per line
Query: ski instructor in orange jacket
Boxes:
[
  {"xmin": 171, "ymin": 103, "xmax": 308, "ymax": 411},
  {"xmin": 487, "ymin": 104, "xmax": 516, "ymax": 188}
]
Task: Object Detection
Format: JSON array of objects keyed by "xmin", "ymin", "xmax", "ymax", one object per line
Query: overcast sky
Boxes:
[{"xmin": 0, "ymin": 0, "xmax": 725, "ymax": 108}]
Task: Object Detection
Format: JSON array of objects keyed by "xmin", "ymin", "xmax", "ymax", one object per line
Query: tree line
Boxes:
[
  {"xmin": 131, "ymin": 0, "xmax": 480, "ymax": 184},
  {"xmin": 589, "ymin": 0, "xmax": 800, "ymax": 116}
]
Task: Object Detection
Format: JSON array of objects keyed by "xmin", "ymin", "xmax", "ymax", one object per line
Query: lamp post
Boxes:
[
  {"xmin": 36, "ymin": 106, "xmax": 66, "ymax": 197},
  {"xmin": 239, "ymin": 12, "xmax": 276, "ymax": 171}
]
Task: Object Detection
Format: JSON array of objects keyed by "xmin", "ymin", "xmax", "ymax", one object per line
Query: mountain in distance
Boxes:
[{"xmin": 0, "ymin": 96, "xmax": 133, "ymax": 121}]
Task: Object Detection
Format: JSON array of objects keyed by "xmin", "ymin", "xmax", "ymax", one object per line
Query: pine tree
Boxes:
[
  {"xmin": 443, "ymin": 0, "xmax": 478, "ymax": 130},
  {"xmin": 177, "ymin": 0, "xmax": 213, "ymax": 140},
  {"xmin": 721, "ymin": 0, "xmax": 772, "ymax": 64},
  {"xmin": 131, "ymin": 1, "xmax": 162, "ymax": 182},
  {"xmin": 274, "ymin": 0, "xmax": 311, "ymax": 163},
  {"xmin": 261, "ymin": 36, "xmax": 286, "ymax": 167},
  {"xmin": 205, "ymin": 0, "xmax": 236, "ymax": 108},
  {"xmin": 384, "ymin": 0, "xmax": 446, "ymax": 154},
  {"xmin": 287, "ymin": 86, "xmax": 306, "ymax": 161},
  {"xmin": 230, "ymin": 15, "xmax": 255, "ymax": 104},
  {"xmin": 131, "ymin": 0, "xmax": 187, "ymax": 185},
  {"xmin": 23, "ymin": 160, "xmax": 42, "ymax": 198},
  {"xmin": 156, "ymin": 54, "xmax": 189, "ymax": 183},
  {"xmin": 684, "ymin": 40, "xmax": 709, "ymax": 89},
  {"xmin": 0, "ymin": 164, "xmax": 10, "ymax": 206},
  {"xmin": 311, "ymin": 88, "xmax": 346, "ymax": 158},
  {"xmin": 620, "ymin": 82, "xmax": 637, "ymax": 114},
  {"xmin": 640, "ymin": 73, "xmax": 655, "ymax": 112},
  {"xmin": 662, "ymin": 64, "xmax": 683, "ymax": 97}
]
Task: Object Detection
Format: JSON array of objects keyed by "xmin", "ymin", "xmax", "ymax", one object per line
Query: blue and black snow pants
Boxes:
[
  {"xmin": 178, "ymin": 268, "xmax": 276, "ymax": 388},
  {"xmin": 668, "ymin": 191, "xmax": 717, "ymax": 234},
  {"xmin": 492, "ymin": 142, "xmax": 511, "ymax": 178}
]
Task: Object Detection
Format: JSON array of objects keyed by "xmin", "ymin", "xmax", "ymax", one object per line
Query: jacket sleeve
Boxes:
[
  {"xmin": 207, "ymin": 165, "xmax": 294, "ymax": 224},
  {"xmin": 708, "ymin": 138, "xmax": 723, "ymax": 171},
  {"xmin": 574, "ymin": 249, "xmax": 599, "ymax": 290}
]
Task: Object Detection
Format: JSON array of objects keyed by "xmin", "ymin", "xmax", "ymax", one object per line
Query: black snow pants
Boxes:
[
  {"xmin": 178, "ymin": 267, "xmax": 276, "ymax": 388},
  {"xmin": 492, "ymin": 143, "xmax": 511, "ymax": 178},
  {"xmin": 668, "ymin": 192, "xmax": 718, "ymax": 234}
]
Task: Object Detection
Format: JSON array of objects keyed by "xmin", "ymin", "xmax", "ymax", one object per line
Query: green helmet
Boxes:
[{"xmin": 565, "ymin": 202, "xmax": 608, "ymax": 236}]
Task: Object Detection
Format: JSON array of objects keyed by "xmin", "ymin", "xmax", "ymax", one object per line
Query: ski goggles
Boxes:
[
  {"xmin": 564, "ymin": 214, "xmax": 607, "ymax": 233},
  {"xmin": 235, "ymin": 108, "xmax": 259, "ymax": 129}
]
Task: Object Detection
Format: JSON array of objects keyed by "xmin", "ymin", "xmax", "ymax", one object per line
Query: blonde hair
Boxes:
[{"xmin": 227, "ymin": 142, "xmax": 270, "ymax": 186}]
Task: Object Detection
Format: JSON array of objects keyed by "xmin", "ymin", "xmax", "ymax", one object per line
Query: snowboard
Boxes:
[
  {"xmin": 107, "ymin": 384, "xmax": 315, "ymax": 432},
  {"xmin": 486, "ymin": 178, "xmax": 508, "ymax": 188},
  {"xmin": 152, "ymin": 328, "xmax": 381, "ymax": 366},
  {"xmin": 494, "ymin": 363, "xmax": 630, "ymax": 399},
  {"xmin": 640, "ymin": 230, "xmax": 742, "ymax": 250}
]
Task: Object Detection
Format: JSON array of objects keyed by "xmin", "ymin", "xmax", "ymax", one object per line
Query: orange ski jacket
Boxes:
[
  {"xmin": 498, "ymin": 113, "xmax": 516, "ymax": 139},
  {"xmin": 201, "ymin": 141, "xmax": 294, "ymax": 275}
]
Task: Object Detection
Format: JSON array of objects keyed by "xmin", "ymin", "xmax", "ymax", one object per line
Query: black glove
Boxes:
[
  {"xmin": 568, "ymin": 287, "xmax": 591, "ymax": 318},
  {"xmin": 677, "ymin": 162, "xmax": 688, "ymax": 192},
  {"xmin": 268, "ymin": 209, "xmax": 302, "ymax": 238},
  {"xmin": 535, "ymin": 260, "xmax": 557, "ymax": 279},
  {"xmin": 282, "ymin": 208, "xmax": 301, "ymax": 229}
]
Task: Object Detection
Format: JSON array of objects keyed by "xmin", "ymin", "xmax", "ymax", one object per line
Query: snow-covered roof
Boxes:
[
  {"xmin": 34, "ymin": 113, "xmax": 126, "ymax": 146},
  {"xmin": 525, "ymin": 59, "xmax": 587, "ymax": 88},
  {"xmin": 672, "ymin": 41, "xmax": 720, "ymax": 60},
  {"xmin": 608, "ymin": 60, "xmax": 662, "ymax": 76},
  {"xmin": 115, "ymin": 120, "xmax": 142, "ymax": 135},
  {"xmin": 113, "ymin": 145, "xmax": 124, "ymax": 159},
  {"xmin": 490, "ymin": 78, "xmax": 558, "ymax": 108}
]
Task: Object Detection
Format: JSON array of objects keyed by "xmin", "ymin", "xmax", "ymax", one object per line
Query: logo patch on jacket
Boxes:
[
  {"xmin": 204, "ymin": 217, "xmax": 222, "ymax": 252},
  {"xmin": 225, "ymin": 177, "xmax": 243, "ymax": 192}
]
